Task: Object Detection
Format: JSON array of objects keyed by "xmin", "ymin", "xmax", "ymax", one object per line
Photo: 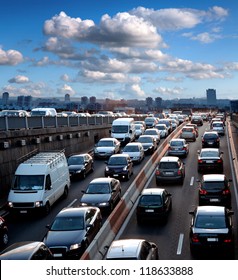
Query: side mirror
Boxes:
[{"xmin": 81, "ymin": 190, "xmax": 85, "ymax": 193}]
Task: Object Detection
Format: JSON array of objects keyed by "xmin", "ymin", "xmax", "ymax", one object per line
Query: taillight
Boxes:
[
  {"xmin": 223, "ymin": 189, "xmax": 230, "ymax": 194},
  {"xmin": 155, "ymin": 170, "xmax": 160, "ymax": 175},
  {"xmin": 183, "ymin": 147, "xmax": 187, "ymax": 150},
  {"xmin": 224, "ymin": 239, "xmax": 232, "ymax": 243},
  {"xmin": 177, "ymin": 170, "xmax": 182, "ymax": 175},
  {"xmin": 191, "ymin": 234, "xmax": 199, "ymax": 243},
  {"xmin": 199, "ymin": 189, "xmax": 207, "ymax": 195},
  {"xmin": 198, "ymin": 159, "xmax": 203, "ymax": 163},
  {"xmin": 217, "ymin": 159, "xmax": 222, "ymax": 163}
]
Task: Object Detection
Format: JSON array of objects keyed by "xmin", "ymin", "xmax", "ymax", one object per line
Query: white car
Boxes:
[
  {"xmin": 135, "ymin": 124, "xmax": 145, "ymax": 138},
  {"xmin": 122, "ymin": 142, "xmax": 145, "ymax": 163},
  {"xmin": 144, "ymin": 128, "xmax": 161, "ymax": 144},
  {"xmin": 155, "ymin": 124, "xmax": 169, "ymax": 138},
  {"xmin": 94, "ymin": 138, "xmax": 121, "ymax": 159}
]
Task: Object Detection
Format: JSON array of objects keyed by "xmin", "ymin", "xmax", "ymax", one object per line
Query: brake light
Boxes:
[
  {"xmin": 155, "ymin": 170, "xmax": 160, "ymax": 175},
  {"xmin": 198, "ymin": 159, "xmax": 203, "ymax": 163},
  {"xmin": 183, "ymin": 147, "xmax": 187, "ymax": 150},
  {"xmin": 199, "ymin": 189, "xmax": 207, "ymax": 195},
  {"xmin": 177, "ymin": 170, "xmax": 182, "ymax": 175},
  {"xmin": 217, "ymin": 159, "xmax": 223, "ymax": 163},
  {"xmin": 223, "ymin": 189, "xmax": 230, "ymax": 194},
  {"xmin": 191, "ymin": 234, "xmax": 199, "ymax": 243},
  {"xmin": 224, "ymin": 239, "xmax": 232, "ymax": 243}
]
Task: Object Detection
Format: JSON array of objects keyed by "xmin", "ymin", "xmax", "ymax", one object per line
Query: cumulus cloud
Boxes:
[
  {"xmin": 0, "ymin": 47, "xmax": 23, "ymax": 65},
  {"xmin": 153, "ymin": 86, "xmax": 184, "ymax": 96},
  {"xmin": 182, "ymin": 32, "xmax": 222, "ymax": 43},
  {"xmin": 57, "ymin": 84, "xmax": 76, "ymax": 96},
  {"xmin": 8, "ymin": 75, "xmax": 30, "ymax": 84}
]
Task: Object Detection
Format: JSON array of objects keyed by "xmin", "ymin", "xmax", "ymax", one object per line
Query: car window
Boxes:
[
  {"xmin": 200, "ymin": 151, "xmax": 219, "ymax": 157},
  {"xmin": 203, "ymin": 134, "xmax": 217, "ymax": 139},
  {"xmin": 98, "ymin": 140, "xmax": 113, "ymax": 147},
  {"xmin": 86, "ymin": 209, "xmax": 95, "ymax": 224},
  {"xmin": 139, "ymin": 241, "xmax": 151, "ymax": 260},
  {"xmin": 170, "ymin": 141, "xmax": 183, "ymax": 146},
  {"xmin": 31, "ymin": 245, "xmax": 52, "ymax": 260},
  {"xmin": 159, "ymin": 162, "xmax": 178, "ymax": 169},
  {"xmin": 139, "ymin": 195, "xmax": 162, "ymax": 206},
  {"xmin": 51, "ymin": 216, "xmax": 84, "ymax": 231},
  {"xmin": 202, "ymin": 181, "xmax": 225, "ymax": 190},
  {"xmin": 195, "ymin": 215, "xmax": 226, "ymax": 229},
  {"xmin": 124, "ymin": 146, "xmax": 139, "ymax": 152},
  {"xmin": 87, "ymin": 183, "xmax": 110, "ymax": 194},
  {"xmin": 108, "ymin": 157, "xmax": 127, "ymax": 165},
  {"xmin": 68, "ymin": 156, "xmax": 84, "ymax": 165}
]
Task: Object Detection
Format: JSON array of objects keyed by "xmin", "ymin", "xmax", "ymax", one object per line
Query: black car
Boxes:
[
  {"xmin": 189, "ymin": 206, "xmax": 234, "ymax": 257},
  {"xmin": 80, "ymin": 177, "xmax": 122, "ymax": 212},
  {"xmin": 155, "ymin": 156, "xmax": 185, "ymax": 185},
  {"xmin": 136, "ymin": 188, "xmax": 172, "ymax": 224},
  {"xmin": 43, "ymin": 207, "xmax": 102, "ymax": 259},
  {"xmin": 197, "ymin": 148, "xmax": 223, "ymax": 173},
  {"xmin": 137, "ymin": 135, "xmax": 157, "ymax": 154},
  {"xmin": 67, "ymin": 153, "xmax": 94, "ymax": 179},
  {"xmin": 202, "ymin": 131, "xmax": 220, "ymax": 148},
  {"xmin": 0, "ymin": 216, "xmax": 9, "ymax": 249},
  {"xmin": 0, "ymin": 241, "xmax": 53, "ymax": 260},
  {"xmin": 198, "ymin": 174, "xmax": 232, "ymax": 208},
  {"xmin": 104, "ymin": 154, "xmax": 133, "ymax": 181}
]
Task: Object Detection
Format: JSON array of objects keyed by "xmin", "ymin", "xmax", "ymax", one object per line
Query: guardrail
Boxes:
[{"xmin": 81, "ymin": 123, "xmax": 186, "ymax": 260}]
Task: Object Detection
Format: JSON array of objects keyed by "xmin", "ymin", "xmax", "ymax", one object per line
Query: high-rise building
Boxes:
[
  {"xmin": 206, "ymin": 89, "xmax": 217, "ymax": 106},
  {"xmin": 65, "ymin": 93, "xmax": 70, "ymax": 102},
  {"xmin": 2, "ymin": 92, "xmax": 9, "ymax": 106}
]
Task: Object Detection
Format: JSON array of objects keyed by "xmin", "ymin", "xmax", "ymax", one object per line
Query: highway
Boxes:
[{"xmin": 3, "ymin": 119, "xmax": 238, "ymax": 260}]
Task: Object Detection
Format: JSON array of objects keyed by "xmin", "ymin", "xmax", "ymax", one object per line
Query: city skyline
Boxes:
[{"xmin": 1, "ymin": 0, "xmax": 238, "ymax": 100}]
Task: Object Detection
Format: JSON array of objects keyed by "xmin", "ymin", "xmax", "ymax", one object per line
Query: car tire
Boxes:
[
  {"xmin": 0, "ymin": 230, "xmax": 9, "ymax": 247},
  {"xmin": 44, "ymin": 202, "xmax": 51, "ymax": 216},
  {"xmin": 62, "ymin": 186, "xmax": 69, "ymax": 199}
]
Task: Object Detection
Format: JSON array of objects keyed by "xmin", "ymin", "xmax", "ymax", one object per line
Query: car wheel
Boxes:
[
  {"xmin": 62, "ymin": 186, "xmax": 69, "ymax": 199},
  {"xmin": 44, "ymin": 202, "xmax": 51, "ymax": 216},
  {"xmin": 82, "ymin": 170, "xmax": 86, "ymax": 179},
  {"xmin": 0, "ymin": 230, "xmax": 9, "ymax": 247},
  {"xmin": 91, "ymin": 164, "xmax": 94, "ymax": 173}
]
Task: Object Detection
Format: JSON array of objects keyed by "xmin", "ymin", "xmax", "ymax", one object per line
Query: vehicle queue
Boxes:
[{"xmin": 0, "ymin": 111, "xmax": 237, "ymax": 260}]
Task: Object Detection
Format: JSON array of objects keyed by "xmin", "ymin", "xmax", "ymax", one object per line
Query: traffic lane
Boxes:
[
  {"xmin": 116, "ymin": 122, "xmax": 238, "ymax": 260},
  {"xmin": 4, "ymin": 139, "xmax": 164, "ymax": 247}
]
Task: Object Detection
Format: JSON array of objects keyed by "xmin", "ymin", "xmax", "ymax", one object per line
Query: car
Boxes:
[
  {"xmin": 106, "ymin": 239, "xmax": 159, "ymax": 260},
  {"xmin": 134, "ymin": 120, "xmax": 146, "ymax": 129},
  {"xmin": 155, "ymin": 156, "xmax": 185, "ymax": 185},
  {"xmin": 185, "ymin": 123, "xmax": 199, "ymax": 137},
  {"xmin": 202, "ymin": 131, "xmax": 220, "ymax": 148},
  {"xmin": 155, "ymin": 124, "xmax": 169, "ymax": 138},
  {"xmin": 67, "ymin": 153, "xmax": 94, "ymax": 179},
  {"xmin": 136, "ymin": 188, "xmax": 172, "ymax": 224},
  {"xmin": 211, "ymin": 121, "xmax": 225, "ymax": 136},
  {"xmin": 137, "ymin": 135, "xmax": 157, "ymax": 154},
  {"xmin": 0, "ymin": 216, "xmax": 9, "ymax": 249},
  {"xmin": 122, "ymin": 142, "xmax": 145, "ymax": 163},
  {"xmin": 197, "ymin": 148, "xmax": 223, "ymax": 173},
  {"xmin": 144, "ymin": 117, "xmax": 158, "ymax": 128},
  {"xmin": 167, "ymin": 138, "xmax": 189, "ymax": 157},
  {"xmin": 157, "ymin": 118, "xmax": 172, "ymax": 134},
  {"xmin": 104, "ymin": 154, "xmax": 133, "ymax": 180},
  {"xmin": 198, "ymin": 174, "xmax": 232, "ymax": 208},
  {"xmin": 144, "ymin": 128, "xmax": 161, "ymax": 144},
  {"xmin": 94, "ymin": 137, "xmax": 121, "ymax": 159},
  {"xmin": 170, "ymin": 119, "xmax": 178, "ymax": 130},
  {"xmin": 189, "ymin": 206, "xmax": 234, "ymax": 257},
  {"xmin": 43, "ymin": 207, "xmax": 102, "ymax": 259},
  {"xmin": 0, "ymin": 241, "xmax": 53, "ymax": 260},
  {"xmin": 191, "ymin": 115, "xmax": 203, "ymax": 126},
  {"xmin": 135, "ymin": 123, "xmax": 145, "ymax": 138},
  {"xmin": 0, "ymin": 109, "xmax": 29, "ymax": 117},
  {"xmin": 80, "ymin": 177, "xmax": 122, "ymax": 212},
  {"xmin": 180, "ymin": 126, "xmax": 196, "ymax": 142}
]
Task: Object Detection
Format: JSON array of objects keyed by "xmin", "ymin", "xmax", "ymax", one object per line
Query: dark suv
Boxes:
[
  {"xmin": 105, "ymin": 154, "xmax": 133, "ymax": 181},
  {"xmin": 198, "ymin": 174, "xmax": 232, "ymax": 208},
  {"xmin": 155, "ymin": 156, "xmax": 185, "ymax": 185},
  {"xmin": 202, "ymin": 131, "xmax": 220, "ymax": 148}
]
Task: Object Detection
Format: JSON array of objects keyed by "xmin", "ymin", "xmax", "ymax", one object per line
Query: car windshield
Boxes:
[
  {"xmin": 213, "ymin": 123, "xmax": 223, "ymax": 127},
  {"xmin": 86, "ymin": 183, "xmax": 110, "ymax": 194},
  {"xmin": 204, "ymin": 134, "xmax": 217, "ymax": 140},
  {"xmin": 202, "ymin": 181, "xmax": 226, "ymax": 190},
  {"xmin": 170, "ymin": 141, "xmax": 183, "ymax": 147},
  {"xmin": 123, "ymin": 146, "xmax": 139, "ymax": 152},
  {"xmin": 111, "ymin": 125, "xmax": 128, "ymax": 133},
  {"xmin": 97, "ymin": 140, "xmax": 114, "ymax": 147},
  {"xmin": 139, "ymin": 195, "xmax": 162, "ymax": 206},
  {"xmin": 135, "ymin": 124, "xmax": 142, "ymax": 129},
  {"xmin": 159, "ymin": 162, "xmax": 178, "ymax": 169},
  {"xmin": 51, "ymin": 216, "xmax": 84, "ymax": 231},
  {"xmin": 12, "ymin": 175, "xmax": 44, "ymax": 190},
  {"xmin": 200, "ymin": 151, "xmax": 219, "ymax": 157},
  {"xmin": 156, "ymin": 125, "xmax": 166, "ymax": 130},
  {"xmin": 145, "ymin": 131, "xmax": 157, "ymax": 135},
  {"xmin": 68, "ymin": 156, "xmax": 84, "ymax": 165},
  {"xmin": 108, "ymin": 157, "xmax": 127, "ymax": 165},
  {"xmin": 139, "ymin": 137, "xmax": 152, "ymax": 143},
  {"xmin": 182, "ymin": 127, "xmax": 193, "ymax": 132},
  {"xmin": 195, "ymin": 215, "xmax": 226, "ymax": 229}
]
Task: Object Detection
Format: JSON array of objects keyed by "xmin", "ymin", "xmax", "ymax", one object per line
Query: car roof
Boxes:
[
  {"xmin": 141, "ymin": 188, "xmax": 165, "ymax": 196},
  {"xmin": 160, "ymin": 156, "xmax": 179, "ymax": 162},
  {"xmin": 69, "ymin": 153, "xmax": 90, "ymax": 158},
  {"xmin": 196, "ymin": 206, "xmax": 225, "ymax": 215},
  {"xmin": 203, "ymin": 131, "xmax": 219, "ymax": 135},
  {"xmin": 202, "ymin": 174, "xmax": 225, "ymax": 181},
  {"xmin": 139, "ymin": 135, "xmax": 155, "ymax": 138},
  {"xmin": 89, "ymin": 177, "xmax": 116, "ymax": 184},
  {"xmin": 106, "ymin": 239, "xmax": 145, "ymax": 259},
  {"xmin": 170, "ymin": 138, "xmax": 184, "ymax": 142},
  {"xmin": 201, "ymin": 148, "xmax": 219, "ymax": 152},
  {"xmin": 109, "ymin": 154, "xmax": 129, "ymax": 158},
  {"xmin": 56, "ymin": 207, "xmax": 95, "ymax": 217},
  {"xmin": 125, "ymin": 142, "xmax": 142, "ymax": 146},
  {"xmin": 99, "ymin": 138, "xmax": 117, "ymax": 141}
]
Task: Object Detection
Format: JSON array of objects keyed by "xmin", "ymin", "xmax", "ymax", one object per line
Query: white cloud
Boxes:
[
  {"xmin": 57, "ymin": 84, "xmax": 75, "ymax": 95},
  {"xmin": 0, "ymin": 47, "xmax": 23, "ymax": 65},
  {"xmin": 8, "ymin": 75, "xmax": 30, "ymax": 84}
]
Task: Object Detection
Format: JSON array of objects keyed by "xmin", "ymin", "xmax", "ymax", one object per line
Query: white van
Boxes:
[
  {"xmin": 111, "ymin": 118, "xmax": 136, "ymax": 144},
  {"xmin": 8, "ymin": 151, "xmax": 70, "ymax": 216},
  {"xmin": 31, "ymin": 108, "xmax": 57, "ymax": 117}
]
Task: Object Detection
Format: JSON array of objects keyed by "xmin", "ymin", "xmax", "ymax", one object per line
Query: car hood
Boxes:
[
  {"xmin": 95, "ymin": 147, "xmax": 115, "ymax": 152},
  {"xmin": 44, "ymin": 230, "xmax": 86, "ymax": 247},
  {"xmin": 123, "ymin": 152, "xmax": 140, "ymax": 157},
  {"xmin": 81, "ymin": 193, "xmax": 111, "ymax": 204},
  {"xmin": 68, "ymin": 165, "xmax": 84, "ymax": 171},
  {"xmin": 141, "ymin": 143, "xmax": 153, "ymax": 148}
]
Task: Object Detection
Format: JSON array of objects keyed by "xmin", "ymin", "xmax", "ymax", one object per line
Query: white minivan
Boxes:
[
  {"xmin": 31, "ymin": 108, "xmax": 57, "ymax": 117},
  {"xmin": 111, "ymin": 118, "xmax": 136, "ymax": 144},
  {"xmin": 8, "ymin": 151, "xmax": 70, "ymax": 216}
]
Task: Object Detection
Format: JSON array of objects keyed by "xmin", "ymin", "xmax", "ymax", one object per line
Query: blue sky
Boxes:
[{"xmin": 1, "ymin": 0, "xmax": 238, "ymax": 101}]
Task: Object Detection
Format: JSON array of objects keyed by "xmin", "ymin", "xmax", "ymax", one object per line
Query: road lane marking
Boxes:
[
  {"xmin": 190, "ymin": 176, "xmax": 194, "ymax": 186},
  {"xmin": 177, "ymin": 233, "xmax": 184, "ymax": 255},
  {"xmin": 67, "ymin": 199, "xmax": 77, "ymax": 208}
]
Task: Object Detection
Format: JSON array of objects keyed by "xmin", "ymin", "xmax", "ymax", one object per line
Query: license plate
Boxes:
[
  {"xmin": 206, "ymin": 160, "xmax": 213, "ymax": 163},
  {"xmin": 210, "ymin": 198, "xmax": 220, "ymax": 202},
  {"xmin": 113, "ymin": 174, "xmax": 119, "ymax": 176},
  {"xmin": 145, "ymin": 209, "xmax": 154, "ymax": 212},
  {"xmin": 53, "ymin": 253, "xmax": 63, "ymax": 257},
  {"xmin": 165, "ymin": 172, "xmax": 173, "ymax": 175},
  {"xmin": 208, "ymin": 142, "xmax": 213, "ymax": 145},
  {"xmin": 20, "ymin": 210, "xmax": 27, "ymax": 214},
  {"xmin": 207, "ymin": 238, "xmax": 218, "ymax": 242}
]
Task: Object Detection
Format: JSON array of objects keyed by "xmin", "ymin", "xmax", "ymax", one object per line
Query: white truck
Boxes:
[
  {"xmin": 111, "ymin": 118, "xmax": 136, "ymax": 144},
  {"xmin": 8, "ymin": 151, "xmax": 70, "ymax": 216}
]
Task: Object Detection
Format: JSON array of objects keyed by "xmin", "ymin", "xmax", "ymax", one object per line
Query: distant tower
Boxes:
[
  {"xmin": 90, "ymin": 96, "xmax": 96, "ymax": 104},
  {"xmin": 2, "ymin": 92, "xmax": 9, "ymax": 106},
  {"xmin": 155, "ymin": 97, "xmax": 162, "ymax": 110},
  {"xmin": 206, "ymin": 89, "xmax": 217, "ymax": 106},
  {"xmin": 65, "ymin": 93, "xmax": 70, "ymax": 102},
  {"xmin": 81, "ymin": 96, "xmax": 89, "ymax": 106}
]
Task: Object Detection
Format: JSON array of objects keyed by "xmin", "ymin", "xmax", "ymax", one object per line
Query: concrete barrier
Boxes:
[{"xmin": 81, "ymin": 123, "xmax": 186, "ymax": 259}]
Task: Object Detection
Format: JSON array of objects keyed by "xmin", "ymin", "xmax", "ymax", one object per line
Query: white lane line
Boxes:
[
  {"xmin": 67, "ymin": 199, "xmax": 77, "ymax": 208},
  {"xmin": 177, "ymin": 233, "xmax": 184, "ymax": 255},
  {"xmin": 190, "ymin": 176, "xmax": 194, "ymax": 186}
]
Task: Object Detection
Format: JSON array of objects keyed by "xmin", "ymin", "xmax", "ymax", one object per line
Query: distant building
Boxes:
[
  {"xmin": 155, "ymin": 97, "xmax": 162, "ymax": 110},
  {"xmin": 206, "ymin": 89, "xmax": 217, "ymax": 106},
  {"xmin": 90, "ymin": 96, "xmax": 96, "ymax": 104},
  {"xmin": 2, "ymin": 92, "xmax": 9, "ymax": 106},
  {"xmin": 230, "ymin": 100, "xmax": 238, "ymax": 113},
  {"xmin": 81, "ymin": 96, "xmax": 89, "ymax": 106},
  {"xmin": 65, "ymin": 94, "xmax": 70, "ymax": 102}
]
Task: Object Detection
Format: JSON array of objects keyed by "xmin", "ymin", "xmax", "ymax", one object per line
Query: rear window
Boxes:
[
  {"xmin": 202, "ymin": 181, "xmax": 226, "ymax": 190},
  {"xmin": 203, "ymin": 134, "xmax": 217, "ymax": 140},
  {"xmin": 170, "ymin": 141, "xmax": 183, "ymax": 146},
  {"xmin": 195, "ymin": 215, "xmax": 226, "ymax": 229},
  {"xmin": 159, "ymin": 162, "xmax": 178, "ymax": 169},
  {"xmin": 182, "ymin": 127, "xmax": 193, "ymax": 132},
  {"xmin": 139, "ymin": 195, "xmax": 162, "ymax": 206}
]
